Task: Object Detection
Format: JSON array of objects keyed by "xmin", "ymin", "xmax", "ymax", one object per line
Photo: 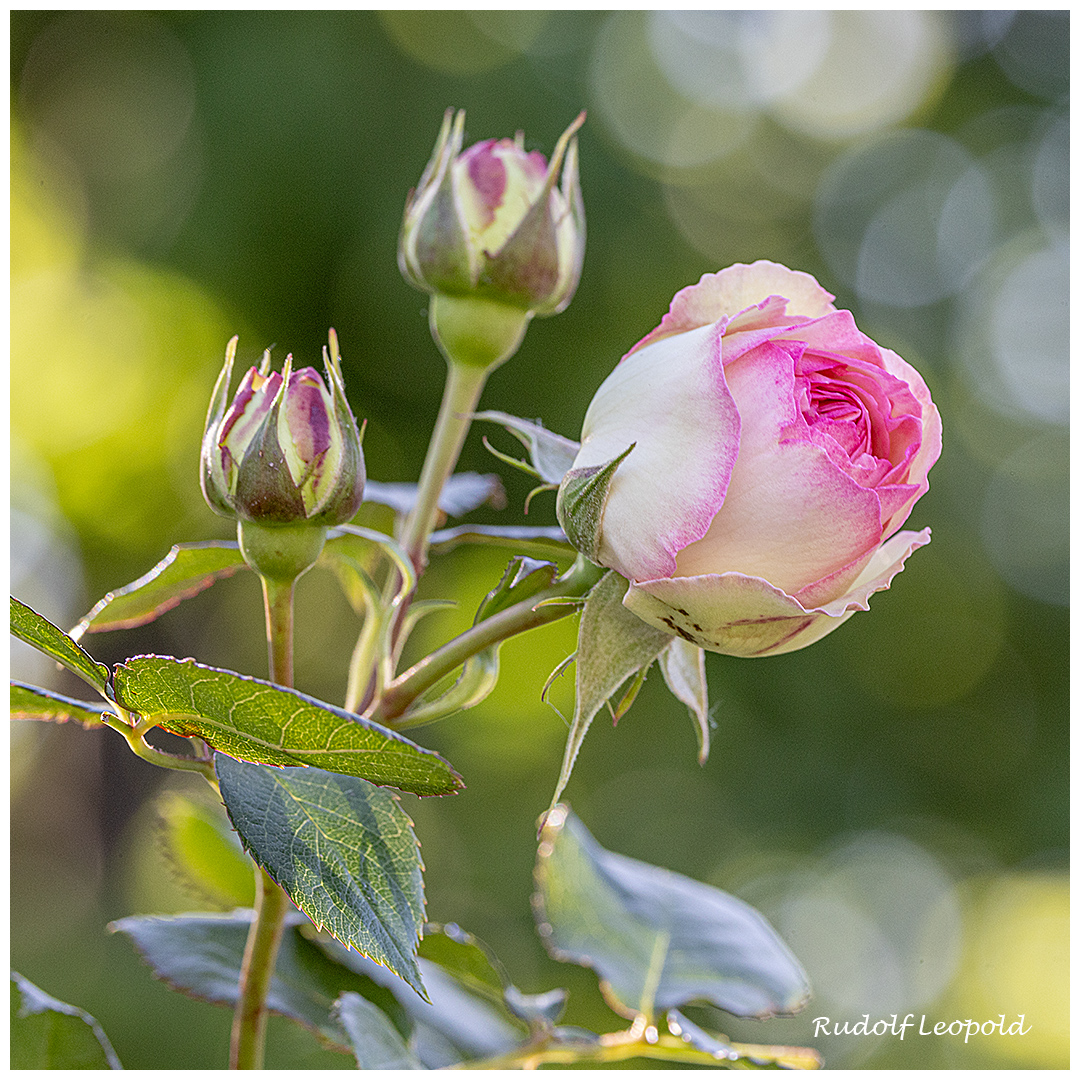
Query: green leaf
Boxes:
[
  {"xmin": 10, "ymin": 682, "xmax": 111, "ymax": 728},
  {"xmin": 322, "ymin": 524, "xmax": 416, "ymax": 615},
  {"xmin": 364, "ymin": 472, "xmax": 505, "ymax": 518},
  {"xmin": 417, "ymin": 923, "xmax": 505, "ymax": 1005},
  {"xmin": 112, "ymin": 655, "xmax": 462, "ymax": 796},
  {"xmin": 534, "ymin": 806, "xmax": 810, "ymax": 1022},
  {"xmin": 474, "ymin": 410, "xmax": 581, "ymax": 484},
  {"xmin": 109, "ymin": 911, "xmax": 407, "ymax": 1050},
  {"xmin": 549, "ymin": 572, "xmax": 673, "ymax": 810},
  {"xmin": 334, "ymin": 992, "xmax": 423, "ymax": 1069},
  {"xmin": 216, "ymin": 756, "xmax": 428, "ymax": 996},
  {"xmin": 10, "ymin": 597, "xmax": 111, "ymax": 696},
  {"xmin": 314, "ymin": 934, "xmax": 524, "ymax": 1067},
  {"xmin": 10, "ymin": 972, "xmax": 122, "ymax": 1069},
  {"xmin": 71, "ymin": 541, "xmax": 247, "ymax": 639},
  {"xmin": 155, "ymin": 791, "xmax": 256, "ymax": 909},
  {"xmin": 428, "ymin": 524, "xmax": 574, "ymax": 561},
  {"xmin": 419, "ymin": 924, "xmax": 565, "ymax": 1030},
  {"xmin": 477, "ymin": 557, "xmax": 560, "ymax": 620},
  {"xmin": 658, "ymin": 638, "xmax": 712, "ymax": 765},
  {"xmin": 555, "ymin": 444, "xmax": 635, "ymax": 563}
]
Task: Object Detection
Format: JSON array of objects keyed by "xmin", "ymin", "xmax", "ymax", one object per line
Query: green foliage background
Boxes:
[{"xmin": 11, "ymin": 11, "xmax": 1067, "ymax": 1069}]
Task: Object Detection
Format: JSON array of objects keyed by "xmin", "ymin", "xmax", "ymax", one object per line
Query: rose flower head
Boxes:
[
  {"xmin": 558, "ymin": 261, "xmax": 941, "ymax": 657},
  {"xmin": 399, "ymin": 108, "xmax": 585, "ymax": 318},
  {"xmin": 201, "ymin": 331, "xmax": 365, "ymax": 528}
]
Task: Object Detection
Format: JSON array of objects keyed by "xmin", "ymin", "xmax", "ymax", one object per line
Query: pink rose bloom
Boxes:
[{"xmin": 565, "ymin": 261, "xmax": 942, "ymax": 657}]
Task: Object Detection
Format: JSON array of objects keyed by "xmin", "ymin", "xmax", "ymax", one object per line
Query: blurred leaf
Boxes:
[
  {"xmin": 216, "ymin": 756, "xmax": 427, "ymax": 996},
  {"xmin": 333, "ymin": 991, "xmax": 422, "ymax": 1069},
  {"xmin": 419, "ymin": 923, "xmax": 566, "ymax": 1029},
  {"xmin": 112, "ymin": 655, "xmax": 463, "ymax": 795},
  {"xmin": 549, "ymin": 572, "xmax": 673, "ymax": 810},
  {"xmin": 10, "ymin": 682, "xmax": 110, "ymax": 728},
  {"xmin": 534, "ymin": 806, "xmax": 810, "ymax": 1021},
  {"xmin": 658, "ymin": 638, "xmax": 712, "ymax": 764},
  {"xmin": 417, "ymin": 923, "xmax": 505, "ymax": 1005},
  {"xmin": 9, "ymin": 597, "xmax": 111, "ymax": 695},
  {"xmin": 395, "ymin": 557, "xmax": 559, "ymax": 728},
  {"xmin": 667, "ymin": 1010, "xmax": 821, "ymax": 1070},
  {"xmin": 363, "ymin": 472, "xmax": 506, "ymax": 517},
  {"xmin": 155, "ymin": 791, "xmax": 256, "ymax": 909},
  {"xmin": 474, "ymin": 410, "xmax": 580, "ymax": 484},
  {"xmin": 109, "ymin": 911, "xmax": 406, "ymax": 1050},
  {"xmin": 428, "ymin": 523, "xmax": 574, "ymax": 560},
  {"xmin": 312, "ymin": 933, "xmax": 524, "ymax": 1067},
  {"xmin": 10, "ymin": 972, "xmax": 122, "ymax": 1070},
  {"xmin": 502, "ymin": 984, "xmax": 567, "ymax": 1027},
  {"xmin": 322, "ymin": 524, "xmax": 416, "ymax": 615},
  {"xmin": 70, "ymin": 541, "xmax": 247, "ymax": 639}
]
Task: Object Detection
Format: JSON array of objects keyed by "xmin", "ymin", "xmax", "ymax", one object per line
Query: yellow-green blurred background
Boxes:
[{"xmin": 10, "ymin": 11, "xmax": 1067, "ymax": 1069}]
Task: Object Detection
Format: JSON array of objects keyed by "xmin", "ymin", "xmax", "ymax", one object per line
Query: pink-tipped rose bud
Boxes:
[
  {"xmin": 201, "ymin": 332, "xmax": 365, "ymax": 527},
  {"xmin": 399, "ymin": 108, "xmax": 585, "ymax": 318},
  {"xmin": 558, "ymin": 261, "xmax": 942, "ymax": 658}
]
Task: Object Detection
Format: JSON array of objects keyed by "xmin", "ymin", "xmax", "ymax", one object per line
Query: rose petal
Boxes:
[
  {"xmin": 571, "ymin": 321, "xmax": 738, "ymax": 581},
  {"xmin": 624, "ymin": 528, "xmax": 931, "ymax": 657},
  {"xmin": 630, "ymin": 261, "xmax": 836, "ymax": 354},
  {"xmin": 673, "ymin": 339, "xmax": 884, "ymax": 594}
]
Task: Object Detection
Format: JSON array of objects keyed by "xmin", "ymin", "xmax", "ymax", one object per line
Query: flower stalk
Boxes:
[
  {"xmin": 398, "ymin": 358, "xmax": 491, "ymax": 575},
  {"xmin": 229, "ymin": 572, "xmax": 298, "ymax": 1069},
  {"xmin": 372, "ymin": 555, "xmax": 603, "ymax": 726}
]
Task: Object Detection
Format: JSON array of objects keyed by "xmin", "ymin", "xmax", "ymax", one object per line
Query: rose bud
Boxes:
[
  {"xmin": 557, "ymin": 261, "xmax": 941, "ymax": 658},
  {"xmin": 201, "ymin": 332, "xmax": 366, "ymax": 529},
  {"xmin": 399, "ymin": 108, "xmax": 585, "ymax": 370}
]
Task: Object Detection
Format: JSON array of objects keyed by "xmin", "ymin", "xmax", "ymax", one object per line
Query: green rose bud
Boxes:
[
  {"xmin": 201, "ymin": 331, "xmax": 366, "ymax": 528},
  {"xmin": 399, "ymin": 109, "xmax": 586, "ymax": 373},
  {"xmin": 400, "ymin": 108, "xmax": 585, "ymax": 316}
]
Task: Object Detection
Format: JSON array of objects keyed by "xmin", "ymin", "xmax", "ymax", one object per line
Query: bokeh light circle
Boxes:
[
  {"xmin": 767, "ymin": 10, "xmax": 954, "ymax": 140},
  {"xmin": 980, "ymin": 431, "xmax": 1068, "ymax": 607},
  {"xmin": 953, "ymin": 234, "xmax": 1069, "ymax": 427},
  {"xmin": 815, "ymin": 129, "xmax": 991, "ymax": 308},
  {"xmin": 590, "ymin": 11, "xmax": 752, "ymax": 174}
]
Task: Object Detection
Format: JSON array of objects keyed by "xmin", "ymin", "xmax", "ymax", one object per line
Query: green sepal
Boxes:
[
  {"xmin": 547, "ymin": 571, "xmax": 673, "ymax": 812},
  {"xmin": 555, "ymin": 444, "xmax": 634, "ymax": 563},
  {"xmin": 658, "ymin": 638, "xmax": 712, "ymax": 765}
]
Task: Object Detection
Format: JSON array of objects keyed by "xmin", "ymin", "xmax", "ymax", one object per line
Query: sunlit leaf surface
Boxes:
[{"xmin": 112, "ymin": 655, "xmax": 463, "ymax": 795}]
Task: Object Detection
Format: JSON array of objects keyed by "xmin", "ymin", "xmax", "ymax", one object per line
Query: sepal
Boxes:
[
  {"xmin": 547, "ymin": 570, "xmax": 673, "ymax": 811},
  {"xmin": 555, "ymin": 444, "xmax": 634, "ymax": 564}
]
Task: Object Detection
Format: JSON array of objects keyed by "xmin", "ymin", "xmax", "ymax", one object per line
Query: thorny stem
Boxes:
[{"xmin": 229, "ymin": 575, "xmax": 295, "ymax": 1069}]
